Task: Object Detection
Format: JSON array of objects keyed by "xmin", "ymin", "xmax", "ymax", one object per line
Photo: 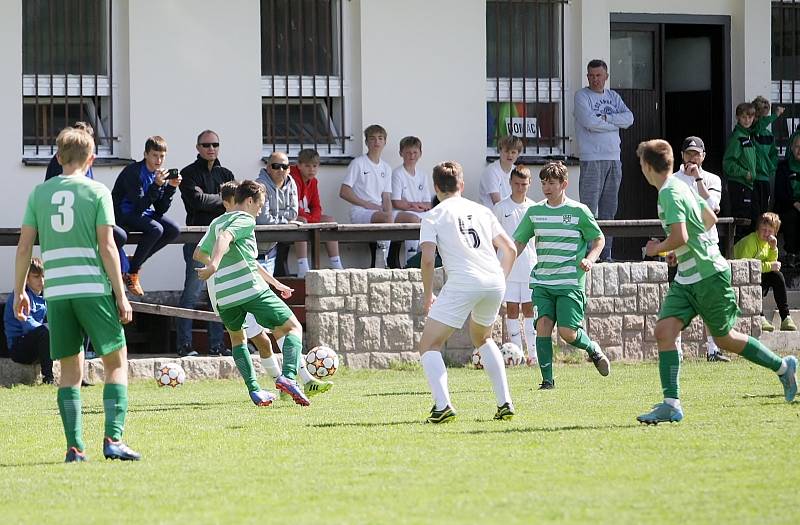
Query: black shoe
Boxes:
[
  {"xmin": 177, "ymin": 344, "xmax": 199, "ymax": 358},
  {"xmin": 538, "ymin": 379, "xmax": 555, "ymax": 390},
  {"xmin": 42, "ymin": 376, "xmax": 55, "ymax": 385},
  {"xmin": 84, "ymin": 349, "xmax": 97, "ymax": 359},
  {"xmin": 80, "ymin": 379, "xmax": 94, "ymax": 387},
  {"xmin": 209, "ymin": 345, "xmax": 232, "ymax": 357},
  {"xmin": 707, "ymin": 352, "xmax": 731, "ymax": 362}
]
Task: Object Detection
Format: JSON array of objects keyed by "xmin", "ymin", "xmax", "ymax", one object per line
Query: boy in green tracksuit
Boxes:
[
  {"xmin": 723, "ymin": 102, "xmax": 758, "ymax": 240},
  {"xmin": 636, "ymin": 139, "xmax": 797, "ymax": 425},
  {"xmin": 14, "ymin": 127, "xmax": 140, "ymax": 462},
  {"xmin": 751, "ymin": 96, "xmax": 785, "ymax": 218},
  {"xmin": 512, "ymin": 162, "xmax": 610, "ymax": 390}
]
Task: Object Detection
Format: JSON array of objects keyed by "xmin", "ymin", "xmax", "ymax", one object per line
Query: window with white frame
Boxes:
[
  {"xmin": 771, "ymin": 0, "xmax": 800, "ymax": 152},
  {"xmin": 260, "ymin": 0, "xmax": 346, "ymax": 156},
  {"xmin": 22, "ymin": 0, "xmax": 114, "ymax": 157},
  {"xmin": 486, "ymin": 0, "xmax": 566, "ymax": 157}
]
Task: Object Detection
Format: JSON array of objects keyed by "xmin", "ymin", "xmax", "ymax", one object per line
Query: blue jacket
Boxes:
[
  {"xmin": 111, "ymin": 160, "xmax": 176, "ymax": 219},
  {"xmin": 4, "ymin": 288, "xmax": 47, "ymax": 348},
  {"xmin": 45, "ymin": 155, "xmax": 94, "ymax": 181}
]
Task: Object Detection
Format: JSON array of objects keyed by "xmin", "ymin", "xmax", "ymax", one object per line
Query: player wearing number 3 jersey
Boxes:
[
  {"xmin": 418, "ymin": 161, "xmax": 517, "ymax": 424},
  {"xmin": 14, "ymin": 127, "xmax": 139, "ymax": 462}
]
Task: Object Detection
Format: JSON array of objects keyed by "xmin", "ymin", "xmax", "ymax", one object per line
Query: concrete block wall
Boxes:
[{"xmin": 306, "ymin": 260, "xmax": 763, "ymax": 366}]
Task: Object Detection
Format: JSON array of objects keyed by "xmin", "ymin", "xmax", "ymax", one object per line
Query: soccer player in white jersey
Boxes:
[
  {"xmin": 15, "ymin": 128, "xmax": 139, "ymax": 462},
  {"xmin": 419, "ymin": 161, "xmax": 518, "ymax": 423},
  {"xmin": 479, "ymin": 135, "xmax": 522, "ymax": 208},
  {"xmin": 215, "ymin": 181, "xmax": 333, "ymax": 399},
  {"xmin": 512, "ymin": 162, "xmax": 610, "ymax": 390},
  {"xmin": 636, "ymin": 139, "xmax": 796, "ymax": 424},
  {"xmin": 391, "ymin": 136, "xmax": 433, "ymax": 263},
  {"xmin": 493, "ymin": 166, "xmax": 537, "ymax": 363}
]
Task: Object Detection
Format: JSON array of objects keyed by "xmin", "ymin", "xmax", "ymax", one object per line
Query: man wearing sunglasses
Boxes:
[
  {"xmin": 175, "ymin": 130, "xmax": 235, "ymax": 358},
  {"xmin": 255, "ymin": 151, "xmax": 299, "ymax": 275}
]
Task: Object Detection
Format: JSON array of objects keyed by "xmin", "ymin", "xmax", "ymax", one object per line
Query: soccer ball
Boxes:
[
  {"xmin": 471, "ymin": 348, "xmax": 484, "ymax": 369},
  {"xmin": 156, "ymin": 362, "xmax": 186, "ymax": 387},
  {"xmin": 305, "ymin": 346, "xmax": 339, "ymax": 378},
  {"xmin": 500, "ymin": 342, "xmax": 524, "ymax": 367}
]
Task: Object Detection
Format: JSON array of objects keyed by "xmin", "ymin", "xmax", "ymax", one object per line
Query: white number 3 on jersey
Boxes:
[{"xmin": 51, "ymin": 191, "xmax": 75, "ymax": 232}]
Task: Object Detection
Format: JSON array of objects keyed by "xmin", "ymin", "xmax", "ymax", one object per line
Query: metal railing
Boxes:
[
  {"xmin": 22, "ymin": 0, "xmax": 114, "ymax": 157},
  {"xmin": 772, "ymin": 0, "xmax": 800, "ymax": 150},
  {"xmin": 486, "ymin": 0, "xmax": 567, "ymax": 157},
  {"xmin": 260, "ymin": 0, "xmax": 346, "ymax": 155}
]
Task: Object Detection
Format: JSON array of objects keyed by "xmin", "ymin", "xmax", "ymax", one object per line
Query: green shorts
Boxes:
[
  {"xmin": 218, "ymin": 290, "xmax": 293, "ymax": 333},
  {"xmin": 47, "ymin": 295, "xmax": 126, "ymax": 360},
  {"xmin": 658, "ymin": 269, "xmax": 739, "ymax": 337},
  {"xmin": 533, "ymin": 286, "xmax": 586, "ymax": 330}
]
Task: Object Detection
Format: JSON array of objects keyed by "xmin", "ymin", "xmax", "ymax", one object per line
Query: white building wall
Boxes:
[{"xmin": 0, "ymin": 0, "xmax": 777, "ymax": 291}]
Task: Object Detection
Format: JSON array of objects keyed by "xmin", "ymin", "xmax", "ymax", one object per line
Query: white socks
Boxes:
[
  {"xmin": 261, "ymin": 355, "xmax": 281, "ymax": 380},
  {"xmin": 505, "ymin": 318, "xmax": 522, "ymax": 348},
  {"xmin": 777, "ymin": 358, "xmax": 788, "ymax": 376},
  {"xmin": 478, "ymin": 340, "xmax": 512, "ymax": 407},
  {"xmin": 706, "ymin": 335, "xmax": 719, "ymax": 356},
  {"xmin": 298, "ymin": 360, "xmax": 314, "ymax": 385},
  {"xmin": 523, "ymin": 317, "xmax": 536, "ymax": 357},
  {"xmin": 421, "ymin": 351, "xmax": 451, "ymax": 410},
  {"xmin": 664, "ymin": 397, "xmax": 682, "ymax": 409},
  {"xmin": 329, "ymin": 256, "xmax": 343, "ymax": 270},
  {"xmin": 297, "ymin": 257, "xmax": 310, "ymax": 278}
]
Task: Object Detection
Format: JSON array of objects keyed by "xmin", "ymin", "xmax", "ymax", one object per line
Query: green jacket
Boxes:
[
  {"xmin": 734, "ymin": 231, "xmax": 778, "ymax": 273},
  {"xmin": 723, "ymin": 124, "xmax": 757, "ymax": 189},
  {"xmin": 752, "ymin": 114, "xmax": 779, "ymax": 182}
]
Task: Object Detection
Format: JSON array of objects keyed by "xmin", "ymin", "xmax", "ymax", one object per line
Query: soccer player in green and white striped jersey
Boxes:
[
  {"xmin": 13, "ymin": 127, "xmax": 140, "ymax": 462},
  {"xmin": 195, "ymin": 180, "xmax": 310, "ymax": 406},
  {"xmin": 636, "ymin": 139, "xmax": 797, "ymax": 424},
  {"xmin": 512, "ymin": 162, "xmax": 610, "ymax": 390}
]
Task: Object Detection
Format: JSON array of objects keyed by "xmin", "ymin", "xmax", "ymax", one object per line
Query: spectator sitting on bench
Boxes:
[
  {"xmin": 735, "ymin": 212, "xmax": 797, "ymax": 333},
  {"xmin": 256, "ymin": 151, "xmax": 299, "ymax": 276},
  {"xmin": 775, "ymin": 133, "xmax": 800, "ymax": 265},
  {"xmin": 290, "ymin": 149, "xmax": 344, "ymax": 277},
  {"xmin": 391, "ymin": 136, "xmax": 432, "ymax": 264},
  {"xmin": 111, "ymin": 136, "xmax": 181, "ymax": 296},
  {"xmin": 3, "ymin": 258, "xmax": 52, "ymax": 384},
  {"xmin": 45, "ymin": 121, "xmax": 130, "ymax": 276},
  {"xmin": 339, "ymin": 124, "xmax": 419, "ymax": 268}
]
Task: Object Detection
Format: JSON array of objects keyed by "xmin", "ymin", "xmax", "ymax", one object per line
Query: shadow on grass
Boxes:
[
  {"xmin": 741, "ymin": 393, "xmax": 783, "ymax": 399},
  {"xmin": 82, "ymin": 402, "xmax": 230, "ymax": 415},
  {"xmin": 364, "ymin": 390, "xmax": 473, "ymax": 398},
  {"xmin": 0, "ymin": 460, "xmax": 64, "ymax": 468},
  {"xmin": 456, "ymin": 423, "xmax": 637, "ymax": 435},
  {"xmin": 308, "ymin": 420, "xmax": 420, "ymax": 428}
]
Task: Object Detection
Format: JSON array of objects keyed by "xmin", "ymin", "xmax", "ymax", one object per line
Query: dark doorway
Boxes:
[{"xmin": 608, "ymin": 15, "xmax": 730, "ymax": 261}]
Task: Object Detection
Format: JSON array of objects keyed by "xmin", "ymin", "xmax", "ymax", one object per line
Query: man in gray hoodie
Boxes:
[
  {"xmin": 256, "ymin": 151, "xmax": 299, "ymax": 275},
  {"xmin": 574, "ymin": 59, "xmax": 634, "ymax": 261}
]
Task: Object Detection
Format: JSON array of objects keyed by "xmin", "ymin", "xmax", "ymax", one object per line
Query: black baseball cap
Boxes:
[{"xmin": 681, "ymin": 136, "xmax": 705, "ymax": 153}]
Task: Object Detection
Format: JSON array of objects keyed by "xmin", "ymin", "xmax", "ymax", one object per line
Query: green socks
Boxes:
[
  {"xmin": 536, "ymin": 336, "xmax": 554, "ymax": 382},
  {"xmin": 571, "ymin": 328, "xmax": 596, "ymax": 356},
  {"xmin": 103, "ymin": 383, "xmax": 128, "ymax": 441},
  {"xmin": 740, "ymin": 336, "xmax": 783, "ymax": 372},
  {"xmin": 659, "ymin": 350, "xmax": 681, "ymax": 399},
  {"xmin": 232, "ymin": 344, "xmax": 261, "ymax": 392},
  {"xmin": 57, "ymin": 387, "xmax": 84, "ymax": 451},
  {"xmin": 281, "ymin": 333, "xmax": 303, "ymax": 380}
]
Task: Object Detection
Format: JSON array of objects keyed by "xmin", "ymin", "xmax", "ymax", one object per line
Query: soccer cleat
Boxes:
[
  {"xmin": 589, "ymin": 342, "xmax": 611, "ymax": 376},
  {"xmin": 304, "ymin": 378, "xmax": 334, "ymax": 398},
  {"xmin": 249, "ymin": 389, "xmax": 277, "ymax": 406},
  {"xmin": 65, "ymin": 447, "xmax": 87, "ymax": 463},
  {"xmin": 123, "ymin": 273, "xmax": 144, "ymax": 296},
  {"xmin": 778, "ymin": 355, "xmax": 798, "ymax": 403},
  {"xmin": 636, "ymin": 402, "xmax": 684, "ymax": 425},
  {"xmin": 426, "ymin": 405, "xmax": 456, "ymax": 424},
  {"xmin": 707, "ymin": 352, "xmax": 730, "ymax": 362},
  {"xmin": 780, "ymin": 317, "xmax": 797, "ymax": 332},
  {"xmin": 493, "ymin": 402, "xmax": 515, "ymax": 421},
  {"xmin": 537, "ymin": 379, "xmax": 555, "ymax": 390},
  {"xmin": 275, "ymin": 375, "xmax": 310, "ymax": 406},
  {"xmin": 761, "ymin": 316, "xmax": 775, "ymax": 332},
  {"xmin": 103, "ymin": 438, "xmax": 141, "ymax": 461}
]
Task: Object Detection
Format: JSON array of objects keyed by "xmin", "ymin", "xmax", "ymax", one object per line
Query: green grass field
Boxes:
[{"xmin": 1, "ymin": 360, "xmax": 797, "ymax": 525}]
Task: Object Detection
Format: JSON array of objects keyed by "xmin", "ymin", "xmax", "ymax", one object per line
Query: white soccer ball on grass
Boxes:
[
  {"xmin": 156, "ymin": 362, "xmax": 186, "ymax": 388},
  {"xmin": 305, "ymin": 346, "xmax": 339, "ymax": 378},
  {"xmin": 500, "ymin": 342, "xmax": 524, "ymax": 367}
]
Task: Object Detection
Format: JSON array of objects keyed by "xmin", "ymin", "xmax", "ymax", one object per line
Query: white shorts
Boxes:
[
  {"xmin": 428, "ymin": 283, "xmax": 505, "ymax": 329},
  {"xmin": 350, "ymin": 206, "xmax": 399, "ymax": 224},
  {"xmin": 504, "ymin": 281, "xmax": 533, "ymax": 304}
]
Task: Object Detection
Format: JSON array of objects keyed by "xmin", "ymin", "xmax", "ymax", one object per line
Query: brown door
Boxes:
[{"xmin": 610, "ymin": 23, "xmax": 663, "ymax": 260}]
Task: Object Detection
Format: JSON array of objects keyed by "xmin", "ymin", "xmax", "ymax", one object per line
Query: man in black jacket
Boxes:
[
  {"xmin": 175, "ymin": 130, "xmax": 235, "ymax": 357},
  {"xmin": 111, "ymin": 136, "xmax": 181, "ymax": 296}
]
